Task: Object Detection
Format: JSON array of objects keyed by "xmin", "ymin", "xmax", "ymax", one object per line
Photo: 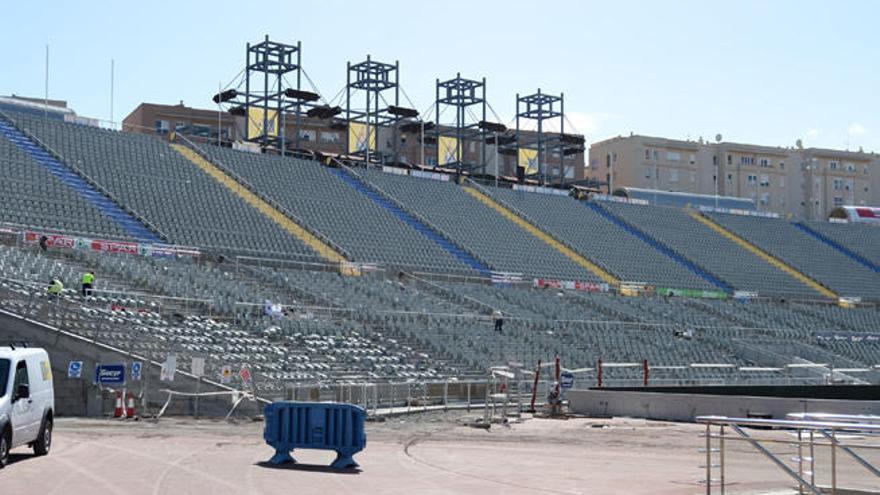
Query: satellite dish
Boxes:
[
  {"xmin": 796, "ymin": 139, "xmax": 803, "ymax": 149},
  {"xmin": 715, "ymin": 134, "xmax": 722, "ymax": 143}
]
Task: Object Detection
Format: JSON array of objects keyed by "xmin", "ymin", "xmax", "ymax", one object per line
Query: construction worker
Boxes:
[
  {"xmin": 493, "ymin": 310, "xmax": 504, "ymax": 333},
  {"xmin": 47, "ymin": 278, "xmax": 64, "ymax": 298},
  {"xmin": 81, "ymin": 271, "xmax": 95, "ymax": 297}
]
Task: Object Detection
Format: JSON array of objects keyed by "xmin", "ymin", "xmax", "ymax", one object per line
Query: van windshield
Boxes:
[{"xmin": 0, "ymin": 359, "xmax": 9, "ymax": 398}]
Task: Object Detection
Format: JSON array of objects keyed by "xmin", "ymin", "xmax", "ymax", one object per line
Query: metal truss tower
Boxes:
[
  {"xmin": 345, "ymin": 56, "xmax": 415, "ymax": 163},
  {"xmin": 514, "ymin": 89, "xmax": 584, "ymax": 186},
  {"xmin": 434, "ymin": 74, "xmax": 487, "ymax": 175}
]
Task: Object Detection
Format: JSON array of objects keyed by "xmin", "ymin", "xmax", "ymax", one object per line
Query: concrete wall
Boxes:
[
  {"xmin": 0, "ymin": 309, "xmax": 264, "ymax": 418},
  {"xmin": 569, "ymin": 389, "xmax": 880, "ymax": 422}
]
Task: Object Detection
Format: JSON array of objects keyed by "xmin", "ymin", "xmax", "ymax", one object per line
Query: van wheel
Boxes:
[
  {"xmin": 0, "ymin": 429, "xmax": 9, "ymax": 468},
  {"xmin": 33, "ymin": 417, "xmax": 52, "ymax": 456}
]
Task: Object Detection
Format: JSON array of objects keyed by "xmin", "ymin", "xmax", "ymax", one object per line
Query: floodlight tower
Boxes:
[
  {"xmin": 214, "ymin": 36, "xmax": 322, "ymax": 153},
  {"xmin": 434, "ymin": 74, "xmax": 488, "ymax": 175},
  {"xmin": 345, "ymin": 56, "xmax": 415, "ymax": 163},
  {"xmin": 514, "ymin": 89, "xmax": 583, "ymax": 186}
]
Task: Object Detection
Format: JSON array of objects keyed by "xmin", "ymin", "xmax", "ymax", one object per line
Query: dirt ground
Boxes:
[{"xmin": 1, "ymin": 411, "xmax": 877, "ymax": 494}]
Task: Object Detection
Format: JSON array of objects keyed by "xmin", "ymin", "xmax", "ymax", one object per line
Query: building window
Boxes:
[
  {"xmin": 689, "ymin": 154, "xmax": 696, "ymax": 164},
  {"xmin": 833, "ymin": 178, "xmax": 843, "ymax": 190},
  {"xmin": 155, "ymin": 120, "xmax": 169, "ymax": 134},
  {"xmin": 845, "ymin": 162, "xmax": 855, "ymax": 172},
  {"xmin": 298, "ymin": 130, "xmax": 316, "ymax": 142},
  {"xmin": 779, "ymin": 162, "xmax": 785, "ymax": 170},
  {"xmin": 829, "ymin": 161, "xmax": 839, "ymax": 170},
  {"xmin": 760, "ymin": 193, "xmax": 770, "ymax": 205},
  {"xmin": 727, "ymin": 154, "xmax": 732, "ymax": 165},
  {"xmin": 759, "ymin": 158, "xmax": 771, "ymax": 167},
  {"xmin": 747, "ymin": 174, "xmax": 757, "ymax": 186},
  {"xmin": 740, "ymin": 156, "xmax": 755, "ymax": 165},
  {"xmin": 645, "ymin": 148, "xmax": 651, "ymax": 160},
  {"xmin": 666, "ymin": 151, "xmax": 681, "ymax": 162},
  {"xmin": 760, "ymin": 175, "xmax": 770, "ymax": 187},
  {"xmin": 320, "ymin": 132, "xmax": 340, "ymax": 144},
  {"xmin": 644, "ymin": 167, "xmax": 652, "ymax": 179},
  {"xmin": 652, "ymin": 150, "xmax": 658, "ymax": 160},
  {"xmin": 669, "ymin": 169, "xmax": 679, "ymax": 182},
  {"xmin": 833, "ymin": 196, "xmax": 844, "ymax": 207}
]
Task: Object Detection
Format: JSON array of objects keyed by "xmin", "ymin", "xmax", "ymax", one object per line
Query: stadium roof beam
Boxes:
[
  {"xmin": 434, "ymin": 73, "xmax": 489, "ymax": 176},
  {"xmin": 345, "ymin": 55, "xmax": 405, "ymax": 163},
  {"xmin": 512, "ymin": 89, "xmax": 574, "ymax": 187}
]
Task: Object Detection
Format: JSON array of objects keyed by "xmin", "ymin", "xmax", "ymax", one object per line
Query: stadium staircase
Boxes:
[
  {"xmin": 588, "ymin": 202, "xmax": 733, "ymax": 292},
  {"xmin": 170, "ymin": 144, "xmax": 346, "ymax": 263},
  {"xmin": 0, "ymin": 115, "xmax": 164, "ymax": 244},
  {"xmin": 462, "ymin": 186, "xmax": 618, "ymax": 285},
  {"xmin": 330, "ymin": 167, "xmax": 492, "ymax": 275},
  {"xmin": 688, "ymin": 210, "xmax": 838, "ymax": 299},
  {"xmin": 792, "ymin": 222, "xmax": 880, "ymax": 273}
]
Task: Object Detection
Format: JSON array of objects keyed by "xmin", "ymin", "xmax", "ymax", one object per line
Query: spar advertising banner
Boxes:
[
  {"xmin": 23, "ymin": 230, "xmax": 199, "ymax": 258},
  {"xmin": 533, "ymin": 278, "xmax": 610, "ymax": 293}
]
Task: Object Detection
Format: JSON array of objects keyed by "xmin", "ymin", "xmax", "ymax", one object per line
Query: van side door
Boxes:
[{"xmin": 10, "ymin": 360, "xmax": 36, "ymax": 447}]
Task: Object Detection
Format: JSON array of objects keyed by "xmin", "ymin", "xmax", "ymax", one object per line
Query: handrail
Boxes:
[
  {"xmin": 399, "ymin": 270, "xmax": 497, "ymax": 315},
  {"xmin": 0, "ymin": 109, "xmax": 170, "ymax": 243},
  {"xmin": 697, "ymin": 415, "xmax": 880, "ymax": 433},
  {"xmin": 338, "ymin": 161, "xmax": 493, "ymax": 272},
  {"xmin": 175, "ymin": 134, "xmax": 353, "ymax": 261},
  {"xmin": 787, "ymin": 413, "xmax": 880, "ymax": 425}
]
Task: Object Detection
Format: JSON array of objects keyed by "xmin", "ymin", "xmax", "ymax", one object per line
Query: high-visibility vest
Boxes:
[
  {"xmin": 48, "ymin": 280, "xmax": 64, "ymax": 295},
  {"xmin": 82, "ymin": 273, "xmax": 95, "ymax": 285}
]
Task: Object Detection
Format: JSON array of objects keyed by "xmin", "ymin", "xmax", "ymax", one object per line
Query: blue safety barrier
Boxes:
[{"xmin": 264, "ymin": 401, "xmax": 367, "ymax": 469}]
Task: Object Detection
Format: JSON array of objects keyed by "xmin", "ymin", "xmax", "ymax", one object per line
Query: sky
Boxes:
[{"xmin": 2, "ymin": 0, "xmax": 878, "ymax": 152}]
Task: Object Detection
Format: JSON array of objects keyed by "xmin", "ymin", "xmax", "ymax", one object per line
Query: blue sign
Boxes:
[
  {"xmin": 67, "ymin": 361, "xmax": 83, "ymax": 379},
  {"xmin": 131, "ymin": 362, "xmax": 142, "ymax": 381},
  {"xmin": 560, "ymin": 371, "xmax": 575, "ymax": 390},
  {"xmin": 94, "ymin": 364, "xmax": 126, "ymax": 385}
]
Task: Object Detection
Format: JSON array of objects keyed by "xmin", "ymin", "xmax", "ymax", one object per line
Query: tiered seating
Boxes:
[
  {"xmin": 203, "ymin": 146, "xmax": 477, "ymax": 273},
  {"xmin": 359, "ymin": 169, "xmax": 599, "ymax": 280},
  {"xmin": 9, "ymin": 112, "xmax": 315, "ymax": 257},
  {"xmin": 485, "ymin": 188, "xmax": 715, "ymax": 289},
  {"xmin": 799, "ymin": 221, "xmax": 880, "ymax": 268},
  {"xmin": 706, "ymin": 212, "xmax": 880, "ymax": 299},
  {"xmin": 0, "ymin": 128, "xmax": 129, "ymax": 238},
  {"xmin": 602, "ymin": 202, "xmax": 822, "ymax": 298}
]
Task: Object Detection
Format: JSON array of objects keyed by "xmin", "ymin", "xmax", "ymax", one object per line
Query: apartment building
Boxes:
[{"xmin": 589, "ymin": 134, "xmax": 879, "ymax": 219}]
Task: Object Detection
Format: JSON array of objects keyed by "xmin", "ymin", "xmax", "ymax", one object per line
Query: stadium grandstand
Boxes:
[{"xmin": 0, "ymin": 36, "xmax": 877, "ymax": 404}]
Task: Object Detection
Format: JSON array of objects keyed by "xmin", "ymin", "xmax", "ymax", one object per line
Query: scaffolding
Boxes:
[
  {"xmin": 345, "ymin": 56, "xmax": 416, "ymax": 164},
  {"xmin": 215, "ymin": 36, "xmax": 324, "ymax": 154},
  {"xmin": 434, "ymin": 74, "xmax": 488, "ymax": 175},
  {"xmin": 513, "ymin": 89, "xmax": 584, "ymax": 186}
]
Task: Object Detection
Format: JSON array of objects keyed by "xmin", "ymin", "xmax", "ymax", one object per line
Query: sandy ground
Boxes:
[{"xmin": 1, "ymin": 412, "xmax": 877, "ymax": 494}]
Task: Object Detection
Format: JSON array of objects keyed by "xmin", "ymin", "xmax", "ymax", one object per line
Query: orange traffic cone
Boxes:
[
  {"xmin": 125, "ymin": 392, "xmax": 136, "ymax": 419},
  {"xmin": 113, "ymin": 391, "xmax": 124, "ymax": 418}
]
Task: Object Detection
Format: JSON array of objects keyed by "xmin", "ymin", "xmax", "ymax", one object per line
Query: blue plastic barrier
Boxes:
[{"xmin": 264, "ymin": 401, "xmax": 367, "ymax": 469}]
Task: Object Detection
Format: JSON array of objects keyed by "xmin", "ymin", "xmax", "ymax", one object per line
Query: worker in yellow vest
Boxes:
[
  {"xmin": 81, "ymin": 271, "xmax": 95, "ymax": 297},
  {"xmin": 47, "ymin": 278, "xmax": 64, "ymax": 298}
]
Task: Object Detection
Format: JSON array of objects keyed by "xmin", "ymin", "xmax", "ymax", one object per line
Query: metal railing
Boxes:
[{"xmin": 697, "ymin": 414, "xmax": 880, "ymax": 494}]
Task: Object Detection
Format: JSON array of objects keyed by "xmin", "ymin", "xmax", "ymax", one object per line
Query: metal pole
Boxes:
[
  {"xmin": 110, "ymin": 59, "xmax": 115, "ymax": 128},
  {"xmin": 719, "ymin": 425, "xmax": 725, "ymax": 495},
  {"xmin": 705, "ymin": 423, "xmax": 712, "ymax": 495},
  {"xmin": 44, "ymin": 45, "xmax": 49, "ymax": 120},
  {"xmin": 831, "ymin": 429, "xmax": 837, "ymax": 495}
]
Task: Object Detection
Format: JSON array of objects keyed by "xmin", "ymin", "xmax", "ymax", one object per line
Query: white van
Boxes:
[{"xmin": 0, "ymin": 345, "xmax": 54, "ymax": 468}]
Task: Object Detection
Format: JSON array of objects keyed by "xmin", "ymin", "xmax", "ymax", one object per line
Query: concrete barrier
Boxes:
[{"xmin": 569, "ymin": 388, "xmax": 880, "ymax": 422}]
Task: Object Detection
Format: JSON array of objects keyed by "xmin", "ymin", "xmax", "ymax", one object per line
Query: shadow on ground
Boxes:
[{"xmin": 254, "ymin": 461, "xmax": 361, "ymax": 475}]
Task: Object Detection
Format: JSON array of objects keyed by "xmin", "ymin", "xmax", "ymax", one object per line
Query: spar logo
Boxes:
[{"xmin": 94, "ymin": 364, "xmax": 126, "ymax": 385}]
